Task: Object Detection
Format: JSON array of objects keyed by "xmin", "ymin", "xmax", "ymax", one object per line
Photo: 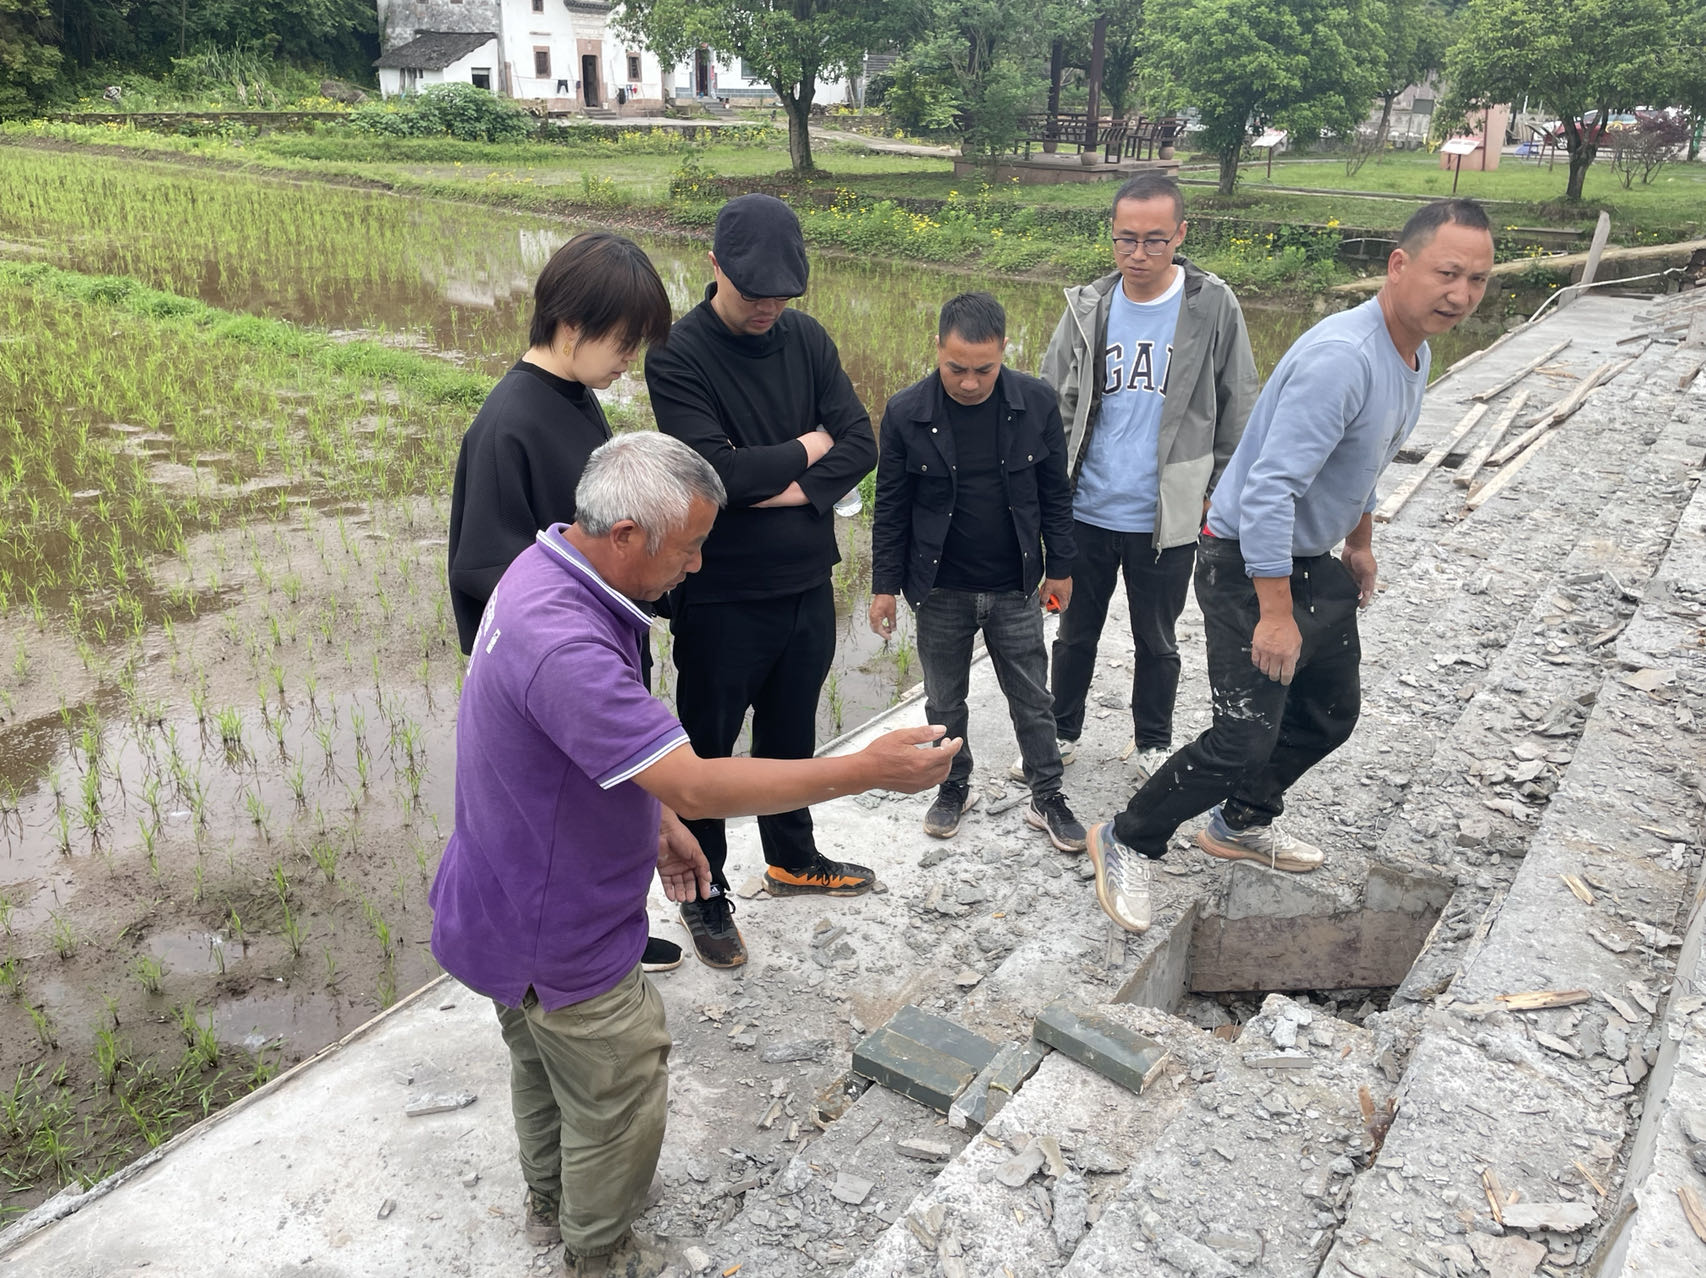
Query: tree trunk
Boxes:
[
  {"xmin": 1563, "ymin": 112, "xmax": 1599, "ymax": 201},
  {"xmin": 1219, "ymin": 140, "xmax": 1241, "ymax": 195},
  {"xmin": 780, "ymin": 87, "xmax": 816, "ymax": 173},
  {"xmin": 1046, "ymin": 38, "xmax": 1064, "ymax": 118},
  {"xmin": 1689, "ymin": 112, "xmax": 1703, "ymax": 163},
  {"xmin": 1374, "ymin": 93, "xmax": 1395, "ymax": 156}
]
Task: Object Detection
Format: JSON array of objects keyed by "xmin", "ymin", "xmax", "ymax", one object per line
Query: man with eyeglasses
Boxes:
[
  {"xmin": 1029, "ymin": 172, "xmax": 1258, "ymax": 788},
  {"xmin": 644, "ymin": 193, "xmax": 878, "ymax": 969}
]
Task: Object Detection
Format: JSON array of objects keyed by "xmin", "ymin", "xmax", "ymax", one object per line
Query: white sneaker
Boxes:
[
  {"xmin": 1195, "ymin": 806, "xmax": 1325, "ymax": 873},
  {"xmin": 1009, "ymin": 738, "xmax": 1077, "ymax": 781},
  {"xmin": 1132, "ymin": 747, "xmax": 1171, "ymax": 783},
  {"xmin": 1085, "ymin": 823, "xmax": 1153, "ymax": 933}
]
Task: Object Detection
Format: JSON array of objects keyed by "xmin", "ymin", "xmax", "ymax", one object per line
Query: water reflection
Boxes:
[{"xmin": 1, "ymin": 157, "xmax": 1507, "ymax": 424}]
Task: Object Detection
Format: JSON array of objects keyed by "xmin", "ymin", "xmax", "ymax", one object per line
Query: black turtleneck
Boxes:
[
  {"xmin": 448, "ymin": 359, "xmax": 612, "ymax": 653},
  {"xmin": 643, "ymin": 285, "xmax": 876, "ymax": 603}
]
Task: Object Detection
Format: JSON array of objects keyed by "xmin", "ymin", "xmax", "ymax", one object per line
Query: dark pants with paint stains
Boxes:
[{"xmin": 1112, "ymin": 535, "xmax": 1362, "ymax": 856}]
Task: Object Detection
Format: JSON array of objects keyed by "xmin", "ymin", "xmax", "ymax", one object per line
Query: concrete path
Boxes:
[{"xmin": 4, "ymin": 291, "xmax": 1705, "ymax": 1278}]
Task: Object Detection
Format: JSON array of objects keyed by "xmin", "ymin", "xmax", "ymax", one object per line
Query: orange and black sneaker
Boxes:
[{"xmin": 763, "ymin": 853, "xmax": 877, "ymax": 897}]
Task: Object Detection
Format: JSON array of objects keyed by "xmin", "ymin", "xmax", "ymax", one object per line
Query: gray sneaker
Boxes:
[
  {"xmin": 1195, "ymin": 806, "xmax": 1324, "ymax": 872},
  {"xmin": 1131, "ymin": 746, "xmax": 1171, "ymax": 784},
  {"xmin": 1009, "ymin": 738, "xmax": 1077, "ymax": 781},
  {"xmin": 1085, "ymin": 822, "xmax": 1153, "ymax": 933}
]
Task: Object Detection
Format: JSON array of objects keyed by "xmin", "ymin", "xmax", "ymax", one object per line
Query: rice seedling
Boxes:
[{"xmin": 132, "ymin": 955, "xmax": 165, "ymax": 995}]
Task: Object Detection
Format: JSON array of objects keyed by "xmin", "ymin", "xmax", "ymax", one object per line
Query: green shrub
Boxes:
[{"xmin": 349, "ymin": 83, "xmax": 532, "ymax": 144}]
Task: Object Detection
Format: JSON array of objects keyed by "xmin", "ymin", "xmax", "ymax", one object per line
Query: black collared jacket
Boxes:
[{"xmin": 872, "ymin": 366, "xmax": 1076, "ymax": 608}]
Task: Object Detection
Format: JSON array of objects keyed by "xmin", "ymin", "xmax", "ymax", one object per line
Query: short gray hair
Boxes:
[{"xmin": 575, "ymin": 431, "xmax": 727, "ymax": 552}]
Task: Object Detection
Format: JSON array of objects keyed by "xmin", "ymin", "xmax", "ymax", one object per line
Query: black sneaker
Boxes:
[
  {"xmin": 641, "ymin": 936, "xmax": 683, "ymax": 972},
  {"xmin": 923, "ymin": 782, "xmax": 973, "ymax": 839},
  {"xmin": 764, "ymin": 853, "xmax": 877, "ymax": 896},
  {"xmin": 1026, "ymin": 792, "xmax": 1088, "ymax": 853},
  {"xmin": 679, "ymin": 891, "xmax": 747, "ymax": 968}
]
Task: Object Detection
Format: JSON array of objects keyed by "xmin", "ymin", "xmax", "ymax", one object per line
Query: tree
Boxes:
[
  {"xmin": 1674, "ymin": 0, "xmax": 1706, "ymax": 160},
  {"xmin": 1370, "ymin": 0, "xmax": 1451, "ymax": 152},
  {"xmin": 617, "ymin": 1, "xmax": 924, "ymax": 173},
  {"xmin": 0, "ymin": 0, "xmax": 62, "ymax": 115},
  {"xmin": 1143, "ymin": 0, "xmax": 1383, "ymax": 195},
  {"xmin": 1441, "ymin": 0, "xmax": 1674, "ymax": 201}
]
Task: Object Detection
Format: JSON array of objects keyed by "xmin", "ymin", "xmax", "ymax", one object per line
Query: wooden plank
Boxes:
[
  {"xmin": 1465, "ymin": 429, "xmax": 1558, "ymax": 512},
  {"xmin": 1455, "ymin": 390, "xmax": 1531, "ymax": 488},
  {"xmin": 1486, "ymin": 359, "xmax": 1616, "ymax": 468},
  {"xmin": 1469, "ymin": 338, "xmax": 1572, "ymax": 402},
  {"xmin": 1373, "ymin": 402, "xmax": 1489, "ymax": 523},
  {"xmin": 1679, "ymin": 354, "xmax": 1706, "ymax": 390}
]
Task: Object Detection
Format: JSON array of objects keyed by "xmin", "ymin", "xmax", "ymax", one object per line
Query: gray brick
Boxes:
[
  {"xmin": 1032, "ymin": 1002, "xmax": 1165, "ymax": 1095},
  {"xmin": 852, "ymin": 1006, "xmax": 1002, "ymax": 1113}
]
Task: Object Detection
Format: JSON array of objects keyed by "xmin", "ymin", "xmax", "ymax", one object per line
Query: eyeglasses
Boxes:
[{"xmin": 1111, "ymin": 228, "xmax": 1180, "ymax": 257}]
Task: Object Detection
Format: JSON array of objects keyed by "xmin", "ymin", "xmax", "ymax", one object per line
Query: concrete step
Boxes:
[
  {"xmin": 1321, "ymin": 460, "xmax": 1706, "ymax": 1276},
  {"xmin": 836, "ymin": 998, "xmax": 1388, "ymax": 1278},
  {"xmin": 845, "ymin": 1013, "xmax": 1190, "ymax": 1278}
]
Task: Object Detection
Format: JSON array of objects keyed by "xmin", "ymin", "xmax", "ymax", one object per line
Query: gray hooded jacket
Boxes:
[{"xmin": 1039, "ymin": 258, "xmax": 1258, "ymax": 550}]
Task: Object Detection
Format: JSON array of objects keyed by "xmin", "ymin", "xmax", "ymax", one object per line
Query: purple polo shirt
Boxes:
[{"xmin": 429, "ymin": 526, "xmax": 689, "ymax": 1010}]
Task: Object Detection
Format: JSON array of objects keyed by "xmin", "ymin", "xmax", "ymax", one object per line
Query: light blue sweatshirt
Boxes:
[{"xmin": 1206, "ymin": 297, "xmax": 1428, "ymax": 577}]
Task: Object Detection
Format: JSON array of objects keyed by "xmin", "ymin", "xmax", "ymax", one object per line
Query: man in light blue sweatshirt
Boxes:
[{"xmin": 1084, "ymin": 200, "xmax": 1496, "ymax": 934}]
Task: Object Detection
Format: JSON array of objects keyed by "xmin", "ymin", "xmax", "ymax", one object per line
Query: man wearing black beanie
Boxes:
[{"xmin": 644, "ymin": 193, "xmax": 878, "ymax": 969}]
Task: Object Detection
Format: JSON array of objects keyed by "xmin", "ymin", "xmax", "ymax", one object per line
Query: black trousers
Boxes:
[
  {"xmin": 1112, "ymin": 535, "xmax": 1362, "ymax": 856},
  {"xmin": 670, "ymin": 582, "xmax": 835, "ymax": 890},
  {"xmin": 1049, "ymin": 522, "xmax": 1196, "ymax": 749}
]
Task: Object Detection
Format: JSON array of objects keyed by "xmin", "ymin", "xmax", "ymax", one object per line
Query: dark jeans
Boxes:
[
  {"xmin": 671, "ymin": 583, "xmax": 835, "ymax": 890},
  {"xmin": 914, "ymin": 587, "xmax": 1062, "ymax": 797},
  {"xmin": 1112, "ymin": 535, "xmax": 1362, "ymax": 856},
  {"xmin": 1050, "ymin": 522, "xmax": 1196, "ymax": 750}
]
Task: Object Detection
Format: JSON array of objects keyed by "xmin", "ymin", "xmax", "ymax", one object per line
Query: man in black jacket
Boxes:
[
  {"xmin": 868, "ymin": 293, "xmax": 1086, "ymax": 853},
  {"xmin": 644, "ymin": 194, "xmax": 879, "ymax": 969}
]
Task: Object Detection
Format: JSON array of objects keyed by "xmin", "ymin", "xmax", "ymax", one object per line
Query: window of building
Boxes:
[
  {"xmin": 534, "ymin": 48, "xmax": 551, "ymax": 78},
  {"xmin": 532, "ymin": 0, "xmax": 544, "ymax": 9},
  {"xmin": 627, "ymin": 53, "xmax": 642, "ymax": 80},
  {"xmin": 740, "ymin": 59, "xmax": 756, "ymax": 82},
  {"xmin": 471, "ymin": 68, "xmax": 492, "ymax": 90}
]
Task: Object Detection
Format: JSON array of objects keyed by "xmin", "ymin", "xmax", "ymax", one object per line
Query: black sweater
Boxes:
[
  {"xmin": 447, "ymin": 360, "xmax": 611, "ymax": 653},
  {"xmin": 643, "ymin": 287, "xmax": 876, "ymax": 603}
]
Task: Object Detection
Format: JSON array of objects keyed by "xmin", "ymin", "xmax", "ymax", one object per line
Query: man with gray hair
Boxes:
[{"xmin": 430, "ymin": 432, "xmax": 959, "ymax": 1278}]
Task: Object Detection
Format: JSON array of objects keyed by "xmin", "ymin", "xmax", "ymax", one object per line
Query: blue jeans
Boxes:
[{"xmin": 914, "ymin": 587, "xmax": 1063, "ymax": 796}]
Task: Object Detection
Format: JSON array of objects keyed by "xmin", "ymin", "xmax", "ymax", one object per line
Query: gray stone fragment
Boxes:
[
  {"xmin": 1680, "ymin": 1109, "xmax": 1706, "ymax": 1144},
  {"xmin": 895, "ymin": 1138, "xmax": 952, "ymax": 1162},
  {"xmin": 761, "ymin": 1039, "xmax": 830, "ymax": 1063},
  {"xmin": 1052, "ymin": 1171, "xmax": 1089, "ymax": 1252},
  {"xmin": 680, "ymin": 1244, "xmax": 713, "ymax": 1274},
  {"xmin": 830, "ymin": 1172, "xmax": 874, "ymax": 1205},
  {"xmin": 1158, "ymin": 1232, "xmax": 1238, "ymax": 1277},
  {"xmin": 995, "ymin": 1141, "xmax": 1047, "ymax": 1188},
  {"xmin": 404, "ymin": 1092, "xmax": 476, "ymax": 1117},
  {"xmin": 1497, "ymin": 1201, "xmax": 1596, "ymax": 1232}
]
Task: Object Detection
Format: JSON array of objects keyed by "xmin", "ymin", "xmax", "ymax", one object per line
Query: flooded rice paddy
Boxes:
[{"xmin": 0, "ymin": 144, "xmax": 1507, "ymax": 1215}]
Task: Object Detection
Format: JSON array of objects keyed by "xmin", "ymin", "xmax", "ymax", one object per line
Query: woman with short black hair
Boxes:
[{"xmin": 448, "ymin": 230, "xmax": 672, "ymax": 652}]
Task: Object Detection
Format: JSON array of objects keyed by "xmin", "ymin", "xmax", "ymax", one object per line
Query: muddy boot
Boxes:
[{"xmin": 564, "ymin": 1228, "xmax": 683, "ymax": 1278}]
